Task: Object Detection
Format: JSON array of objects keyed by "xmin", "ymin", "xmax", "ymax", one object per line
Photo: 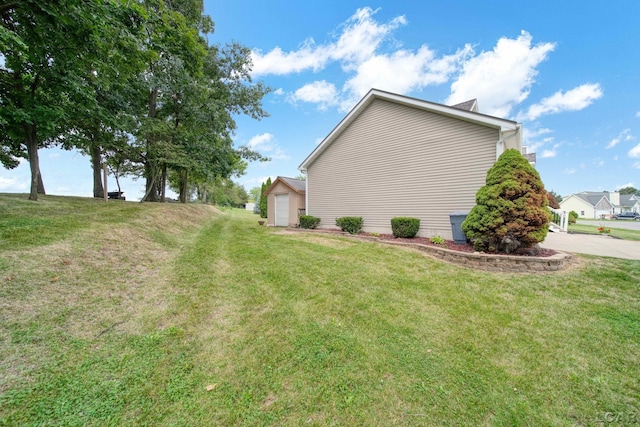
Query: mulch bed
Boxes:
[{"xmin": 311, "ymin": 228, "xmax": 557, "ymax": 258}]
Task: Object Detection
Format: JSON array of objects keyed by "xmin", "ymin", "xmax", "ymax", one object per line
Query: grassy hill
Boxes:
[{"xmin": 1, "ymin": 194, "xmax": 639, "ymax": 426}]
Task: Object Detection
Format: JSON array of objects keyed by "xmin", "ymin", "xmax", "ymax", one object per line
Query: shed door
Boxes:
[{"xmin": 275, "ymin": 194, "xmax": 289, "ymax": 226}]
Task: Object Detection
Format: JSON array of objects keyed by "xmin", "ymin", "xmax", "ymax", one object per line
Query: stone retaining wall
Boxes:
[
  {"xmin": 380, "ymin": 240, "xmax": 573, "ymax": 273},
  {"xmin": 289, "ymin": 229, "xmax": 573, "ymax": 273}
]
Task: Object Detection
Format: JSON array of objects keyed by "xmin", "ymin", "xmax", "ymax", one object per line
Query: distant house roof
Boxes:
[
  {"xmin": 265, "ymin": 176, "xmax": 306, "ymax": 195},
  {"xmin": 572, "ymin": 191, "xmax": 612, "ymax": 207},
  {"xmin": 450, "ymin": 99, "xmax": 478, "ymax": 112},
  {"xmin": 620, "ymin": 194, "xmax": 639, "ymax": 207}
]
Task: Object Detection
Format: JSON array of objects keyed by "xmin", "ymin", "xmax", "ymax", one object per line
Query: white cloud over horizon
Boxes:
[
  {"xmin": 518, "ymin": 83, "xmax": 603, "ymax": 121},
  {"xmin": 447, "ymin": 31, "xmax": 555, "ymax": 117},
  {"xmin": 606, "ymin": 128, "xmax": 633, "ymax": 149},
  {"xmin": 250, "ymin": 6, "xmax": 605, "ymax": 126},
  {"xmin": 629, "ymin": 143, "xmax": 640, "ymax": 158},
  {"xmin": 247, "ymin": 133, "xmax": 291, "ymax": 161}
]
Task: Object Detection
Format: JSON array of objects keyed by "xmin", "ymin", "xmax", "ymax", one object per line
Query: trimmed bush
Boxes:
[
  {"xmin": 391, "ymin": 217, "xmax": 420, "ymax": 238},
  {"xmin": 568, "ymin": 210, "xmax": 578, "ymax": 224},
  {"xmin": 462, "ymin": 149, "xmax": 551, "ymax": 253},
  {"xmin": 335, "ymin": 216, "xmax": 363, "ymax": 234},
  {"xmin": 299, "ymin": 215, "xmax": 321, "ymax": 229}
]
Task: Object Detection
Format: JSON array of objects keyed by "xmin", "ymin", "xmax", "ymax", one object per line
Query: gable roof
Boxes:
[
  {"xmin": 621, "ymin": 194, "xmax": 639, "ymax": 207},
  {"xmin": 568, "ymin": 191, "xmax": 613, "ymax": 208},
  {"xmin": 450, "ymin": 98, "xmax": 478, "ymax": 112},
  {"xmin": 265, "ymin": 176, "xmax": 305, "ymax": 195},
  {"xmin": 299, "ymin": 89, "xmax": 520, "ymax": 171}
]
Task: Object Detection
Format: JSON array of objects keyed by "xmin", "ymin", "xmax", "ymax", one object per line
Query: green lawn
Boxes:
[
  {"xmin": 569, "ymin": 222, "xmax": 640, "ymax": 241},
  {"xmin": 1, "ymin": 194, "xmax": 639, "ymax": 426}
]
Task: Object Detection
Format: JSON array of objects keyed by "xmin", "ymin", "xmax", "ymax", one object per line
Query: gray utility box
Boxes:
[{"xmin": 449, "ymin": 211, "xmax": 470, "ymax": 244}]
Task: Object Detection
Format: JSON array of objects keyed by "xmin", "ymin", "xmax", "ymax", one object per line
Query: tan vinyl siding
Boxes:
[
  {"xmin": 266, "ymin": 181, "xmax": 305, "ymax": 227},
  {"xmin": 307, "ymin": 99, "xmax": 499, "ymax": 239}
]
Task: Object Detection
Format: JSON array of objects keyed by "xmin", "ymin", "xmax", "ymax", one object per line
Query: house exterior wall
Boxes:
[
  {"xmin": 266, "ymin": 181, "xmax": 305, "ymax": 226},
  {"xmin": 306, "ymin": 98, "xmax": 501, "ymax": 239},
  {"xmin": 559, "ymin": 196, "xmax": 610, "ymax": 219}
]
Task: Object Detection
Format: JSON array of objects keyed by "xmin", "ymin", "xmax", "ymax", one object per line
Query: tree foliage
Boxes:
[
  {"xmin": 0, "ymin": 0, "xmax": 142, "ymax": 200},
  {"xmin": 0, "ymin": 0, "xmax": 269, "ymax": 202},
  {"xmin": 259, "ymin": 177, "xmax": 271, "ymax": 218},
  {"xmin": 618, "ymin": 186, "xmax": 639, "ymax": 196},
  {"xmin": 462, "ymin": 149, "xmax": 551, "ymax": 253},
  {"xmin": 546, "ymin": 191, "xmax": 561, "ymax": 209}
]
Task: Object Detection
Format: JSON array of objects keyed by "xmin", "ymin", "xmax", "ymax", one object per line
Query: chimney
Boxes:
[{"xmin": 609, "ymin": 191, "xmax": 620, "ymax": 207}]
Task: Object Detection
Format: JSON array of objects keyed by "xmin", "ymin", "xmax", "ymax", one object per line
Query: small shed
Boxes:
[{"xmin": 265, "ymin": 177, "xmax": 306, "ymax": 227}]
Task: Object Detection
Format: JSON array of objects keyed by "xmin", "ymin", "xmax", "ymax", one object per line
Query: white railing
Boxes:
[{"xmin": 548, "ymin": 207, "xmax": 568, "ymax": 232}]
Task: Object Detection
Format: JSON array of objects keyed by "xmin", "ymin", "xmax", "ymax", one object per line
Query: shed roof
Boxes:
[{"xmin": 265, "ymin": 176, "xmax": 305, "ymax": 195}]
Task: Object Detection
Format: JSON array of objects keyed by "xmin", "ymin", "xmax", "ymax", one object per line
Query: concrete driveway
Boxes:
[{"xmin": 540, "ymin": 231, "xmax": 640, "ymax": 260}]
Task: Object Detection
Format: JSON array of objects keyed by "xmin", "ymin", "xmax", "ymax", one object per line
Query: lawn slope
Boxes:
[{"xmin": 1, "ymin": 194, "xmax": 639, "ymax": 426}]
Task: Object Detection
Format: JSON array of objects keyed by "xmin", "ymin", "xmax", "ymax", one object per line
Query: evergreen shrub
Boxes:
[
  {"xmin": 462, "ymin": 149, "xmax": 551, "ymax": 253},
  {"xmin": 390, "ymin": 217, "xmax": 420, "ymax": 238},
  {"xmin": 335, "ymin": 216, "xmax": 363, "ymax": 234},
  {"xmin": 299, "ymin": 215, "xmax": 321, "ymax": 229}
]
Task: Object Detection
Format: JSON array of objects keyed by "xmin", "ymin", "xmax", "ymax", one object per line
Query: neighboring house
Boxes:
[
  {"xmin": 265, "ymin": 177, "xmax": 306, "ymax": 227},
  {"xmin": 626, "ymin": 194, "xmax": 640, "ymax": 212},
  {"xmin": 614, "ymin": 193, "xmax": 640, "ymax": 213},
  {"xmin": 298, "ymin": 89, "xmax": 523, "ymax": 239},
  {"xmin": 559, "ymin": 192, "xmax": 614, "ymax": 219}
]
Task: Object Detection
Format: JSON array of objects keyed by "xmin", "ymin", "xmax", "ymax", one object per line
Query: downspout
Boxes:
[
  {"xmin": 496, "ymin": 136, "xmax": 505, "ymax": 160},
  {"xmin": 301, "ymin": 169, "xmax": 308, "ymax": 215}
]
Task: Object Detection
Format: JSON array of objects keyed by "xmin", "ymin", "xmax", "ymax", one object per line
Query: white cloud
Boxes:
[
  {"xmin": 273, "ymin": 88, "xmax": 284, "ymax": 96},
  {"xmin": 253, "ymin": 7, "xmax": 472, "ymax": 112},
  {"xmin": 446, "ymin": 31, "xmax": 555, "ymax": 117},
  {"xmin": 289, "ymin": 81, "xmax": 339, "ymax": 110},
  {"xmin": 519, "ymin": 83, "xmax": 603, "ymax": 121},
  {"xmin": 248, "ymin": 133, "xmax": 274, "ymax": 150},
  {"xmin": 616, "ymin": 182, "xmax": 635, "ymax": 189},
  {"xmin": 250, "ymin": 7, "xmax": 406, "ymax": 76},
  {"xmin": 524, "ymin": 127, "xmax": 552, "ymax": 139},
  {"xmin": 247, "ymin": 133, "xmax": 291, "ymax": 161},
  {"xmin": 633, "ymin": 162, "xmax": 640, "ymax": 169},
  {"xmin": 563, "ymin": 168, "xmax": 576, "ymax": 175},
  {"xmin": 606, "ymin": 128, "xmax": 633, "ymax": 149},
  {"xmin": 636, "ymin": 111, "xmax": 640, "ymax": 118},
  {"xmin": 342, "ymin": 44, "xmax": 472, "ymax": 110},
  {"xmin": 629, "ymin": 143, "xmax": 640, "ymax": 158},
  {"xmin": 540, "ymin": 144, "xmax": 560, "ymax": 158},
  {"xmin": 0, "ymin": 176, "xmax": 17, "ymax": 190}
]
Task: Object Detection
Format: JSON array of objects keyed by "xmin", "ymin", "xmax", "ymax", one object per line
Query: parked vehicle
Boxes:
[{"xmin": 612, "ymin": 212, "xmax": 640, "ymax": 220}]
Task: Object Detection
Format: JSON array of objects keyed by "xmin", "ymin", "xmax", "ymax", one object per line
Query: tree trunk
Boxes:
[
  {"xmin": 25, "ymin": 124, "xmax": 39, "ymax": 201},
  {"xmin": 37, "ymin": 164, "xmax": 46, "ymax": 194},
  {"xmin": 160, "ymin": 163, "xmax": 166, "ymax": 202},
  {"xmin": 91, "ymin": 144, "xmax": 104, "ymax": 198},
  {"xmin": 143, "ymin": 88, "xmax": 160, "ymax": 202},
  {"xmin": 179, "ymin": 169, "xmax": 188, "ymax": 203},
  {"xmin": 142, "ymin": 163, "xmax": 159, "ymax": 202}
]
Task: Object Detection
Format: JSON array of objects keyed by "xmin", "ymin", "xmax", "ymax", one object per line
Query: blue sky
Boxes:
[{"xmin": 2, "ymin": 1, "xmax": 640, "ymax": 199}]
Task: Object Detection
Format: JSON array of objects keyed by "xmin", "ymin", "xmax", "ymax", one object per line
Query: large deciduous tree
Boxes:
[
  {"xmin": 462, "ymin": 149, "xmax": 551, "ymax": 253},
  {"xmin": 0, "ymin": 0, "xmax": 136, "ymax": 200},
  {"xmin": 1, "ymin": 0, "xmax": 269, "ymax": 202}
]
